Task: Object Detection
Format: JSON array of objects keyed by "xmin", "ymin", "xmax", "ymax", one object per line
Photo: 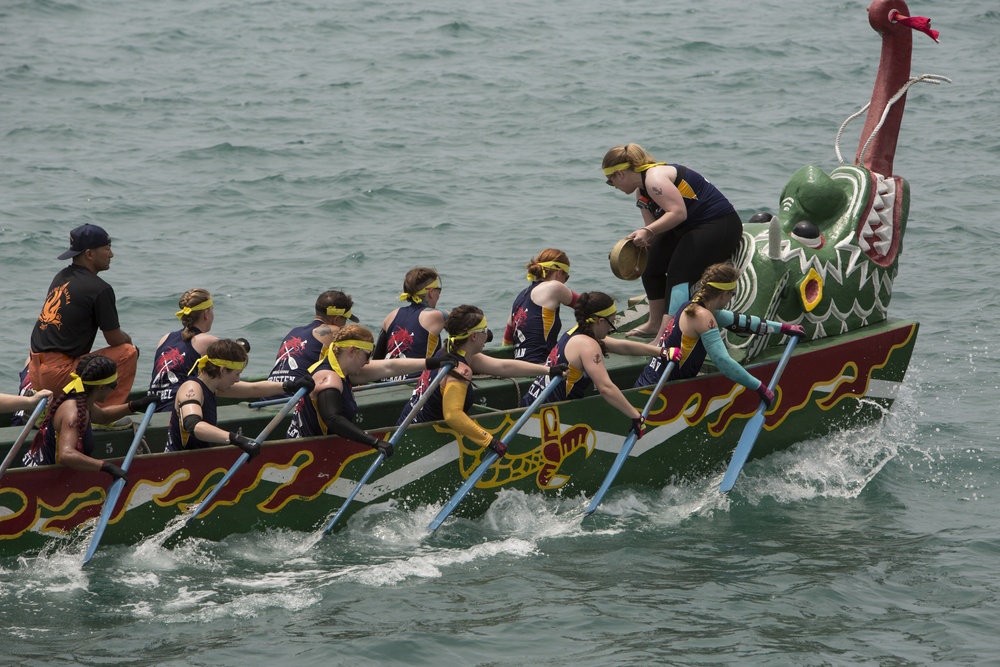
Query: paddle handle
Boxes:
[
  {"xmin": 0, "ymin": 396, "xmax": 48, "ymax": 481},
  {"xmin": 719, "ymin": 336, "xmax": 799, "ymax": 493},
  {"xmin": 427, "ymin": 376, "xmax": 564, "ymax": 533},
  {"xmin": 82, "ymin": 402, "xmax": 157, "ymax": 565},
  {"xmin": 585, "ymin": 361, "xmax": 675, "ymax": 515},
  {"xmin": 319, "ymin": 365, "xmax": 454, "ymax": 536},
  {"xmin": 184, "ymin": 387, "xmax": 306, "ymax": 527}
]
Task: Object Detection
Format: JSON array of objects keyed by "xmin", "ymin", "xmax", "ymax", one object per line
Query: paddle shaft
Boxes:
[
  {"xmin": 585, "ymin": 361, "xmax": 676, "ymax": 515},
  {"xmin": 719, "ymin": 337, "xmax": 799, "ymax": 493},
  {"xmin": 82, "ymin": 402, "xmax": 157, "ymax": 565},
  {"xmin": 183, "ymin": 386, "xmax": 307, "ymax": 526},
  {"xmin": 427, "ymin": 375, "xmax": 564, "ymax": 533},
  {"xmin": 248, "ymin": 378, "xmax": 419, "ymax": 409},
  {"xmin": 320, "ymin": 364, "xmax": 454, "ymax": 536},
  {"xmin": 0, "ymin": 397, "xmax": 48, "ymax": 482}
]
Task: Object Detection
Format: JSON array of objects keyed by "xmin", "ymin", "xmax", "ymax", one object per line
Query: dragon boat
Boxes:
[{"xmin": 0, "ymin": 0, "xmax": 942, "ymax": 556}]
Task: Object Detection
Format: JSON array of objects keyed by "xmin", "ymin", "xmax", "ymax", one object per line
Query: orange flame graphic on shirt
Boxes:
[{"xmin": 37, "ymin": 281, "xmax": 71, "ymax": 330}]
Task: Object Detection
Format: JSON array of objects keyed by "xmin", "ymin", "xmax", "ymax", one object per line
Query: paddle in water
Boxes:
[
  {"xmin": 0, "ymin": 396, "xmax": 49, "ymax": 482},
  {"xmin": 82, "ymin": 402, "xmax": 157, "ymax": 565},
  {"xmin": 427, "ymin": 376, "xmax": 564, "ymax": 533},
  {"xmin": 318, "ymin": 364, "xmax": 454, "ymax": 536},
  {"xmin": 182, "ymin": 387, "xmax": 307, "ymax": 527},
  {"xmin": 719, "ymin": 336, "xmax": 799, "ymax": 494},
  {"xmin": 585, "ymin": 361, "xmax": 676, "ymax": 516}
]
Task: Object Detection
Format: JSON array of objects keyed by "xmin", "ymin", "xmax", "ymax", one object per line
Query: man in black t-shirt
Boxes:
[{"xmin": 28, "ymin": 224, "xmax": 138, "ymax": 407}]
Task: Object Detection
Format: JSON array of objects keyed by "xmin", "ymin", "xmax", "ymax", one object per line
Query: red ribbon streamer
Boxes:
[{"xmin": 889, "ymin": 9, "xmax": 941, "ymax": 43}]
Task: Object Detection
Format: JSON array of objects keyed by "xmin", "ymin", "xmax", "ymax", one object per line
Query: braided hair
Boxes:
[
  {"xmin": 178, "ymin": 288, "xmax": 212, "ymax": 342},
  {"xmin": 684, "ymin": 263, "xmax": 739, "ymax": 317},
  {"xmin": 573, "ymin": 292, "xmax": 615, "ymax": 357},
  {"xmin": 31, "ymin": 354, "xmax": 118, "ymax": 453}
]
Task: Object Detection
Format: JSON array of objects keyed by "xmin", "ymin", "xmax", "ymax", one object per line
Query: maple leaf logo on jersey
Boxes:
[
  {"xmin": 386, "ymin": 328, "xmax": 415, "ymax": 357},
  {"xmin": 156, "ymin": 347, "xmax": 186, "ymax": 374}
]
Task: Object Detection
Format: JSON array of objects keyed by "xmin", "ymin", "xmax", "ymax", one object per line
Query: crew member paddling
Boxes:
[
  {"xmin": 374, "ymin": 267, "xmax": 445, "ymax": 382},
  {"xmin": 148, "ymin": 288, "xmax": 220, "ymax": 412},
  {"xmin": 503, "ymin": 249, "xmax": 579, "ymax": 363}
]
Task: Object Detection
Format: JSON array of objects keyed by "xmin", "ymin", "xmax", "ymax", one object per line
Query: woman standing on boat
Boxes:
[
  {"xmin": 23, "ymin": 354, "xmax": 156, "ymax": 478},
  {"xmin": 373, "ymin": 267, "xmax": 445, "ymax": 381},
  {"xmin": 149, "ymin": 288, "xmax": 219, "ymax": 412},
  {"xmin": 634, "ymin": 263, "xmax": 805, "ymax": 405},
  {"xmin": 166, "ymin": 339, "xmax": 313, "ymax": 456},
  {"xmin": 401, "ymin": 305, "xmax": 564, "ymax": 457},
  {"xmin": 288, "ymin": 324, "xmax": 458, "ymax": 457},
  {"xmin": 602, "ymin": 143, "xmax": 743, "ymax": 338},
  {"xmin": 503, "ymin": 249, "xmax": 579, "ymax": 363},
  {"xmin": 523, "ymin": 292, "xmax": 681, "ymax": 435}
]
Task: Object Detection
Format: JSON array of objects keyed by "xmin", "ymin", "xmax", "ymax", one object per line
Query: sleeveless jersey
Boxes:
[
  {"xmin": 638, "ymin": 165, "xmax": 736, "ymax": 230},
  {"xmin": 287, "ymin": 357, "xmax": 357, "ymax": 438},
  {"xmin": 24, "ymin": 396, "xmax": 96, "ymax": 466},
  {"xmin": 634, "ymin": 301, "xmax": 706, "ymax": 387},
  {"xmin": 165, "ymin": 378, "xmax": 219, "ymax": 452},
  {"xmin": 149, "ymin": 328, "xmax": 201, "ymax": 412},
  {"xmin": 509, "ymin": 282, "xmax": 561, "ymax": 363},
  {"xmin": 521, "ymin": 328, "xmax": 590, "ymax": 406},
  {"xmin": 401, "ymin": 354, "xmax": 474, "ymax": 425},
  {"xmin": 268, "ymin": 320, "xmax": 325, "ymax": 388},
  {"xmin": 381, "ymin": 304, "xmax": 441, "ymax": 382}
]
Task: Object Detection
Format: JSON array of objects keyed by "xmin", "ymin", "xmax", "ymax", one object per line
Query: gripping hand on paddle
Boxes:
[
  {"xmin": 283, "ymin": 375, "xmax": 315, "ymax": 395},
  {"xmin": 754, "ymin": 382, "xmax": 775, "ymax": 409},
  {"xmin": 488, "ymin": 437, "xmax": 507, "ymax": 458},
  {"xmin": 661, "ymin": 347, "xmax": 682, "ymax": 363},
  {"xmin": 229, "ymin": 432, "xmax": 260, "ymax": 460},
  {"xmin": 426, "ymin": 353, "xmax": 462, "ymax": 370},
  {"xmin": 370, "ymin": 437, "xmax": 394, "ymax": 459},
  {"xmin": 100, "ymin": 461, "xmax": 128, "ymax": 483},
  {"xmin": 548, "ymin": 363, "xmax": 569, "ymax": 378},
  {"xmin": 127, "ymin": 394, "xmax": 157, "ymax": 413},
  {"xmin": 630, "ymin": 415, "xmax": 646, "ymax": 439},
  {"xmin": 780, "ymin": 323, "xmax": 806, "ymax": 338}
]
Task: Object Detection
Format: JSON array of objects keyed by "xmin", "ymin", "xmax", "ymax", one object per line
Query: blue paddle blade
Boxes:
[
  {"xmin": 585, "ymin": 361, "xmax": 675, "ymax": 516},
  {"xmin": 427, "ymin": 375, "xmax": 564, "ymax": 533},
  {"xmin": 82, "ymin": 402, "xmax": 157, "ymax": 565},
  {"xmin": 318, "ymin": 364, "xmax": 454, "ymax": 537},
  {"xmin": 719, "ymin": 337, "xmax": 799, "ymax": 494}
]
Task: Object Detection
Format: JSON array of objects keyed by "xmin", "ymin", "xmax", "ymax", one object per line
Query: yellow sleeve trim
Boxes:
[{"xmin": 441, "ymin": 380, "xmax": 492, "ymax": 447}]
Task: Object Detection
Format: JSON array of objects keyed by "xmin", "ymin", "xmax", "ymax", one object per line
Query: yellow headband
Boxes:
[
  {"xmin": 175, "ymin": 298, "xmax": 213, "ymax": 320},
  {"xmin": 400, "ymin": 278, "xmax": 441, "ymax": 304},
  {"xmin": 706, "ymin": 280, "xmax": 738, "ymax": 291},
  {"xmin": 585, "ymin": 304, "xmax": 618, "ymax": 323},
  {"xmin": 326, "ymin": 305, "xmax": 353, "ymax": 319},
  {"xmin": 62, "ymin": 372, "xmax": 118, "ymax": 394},
  {"xmin": 602, "ymin": 162, "xmax": 631, "ymax": 176},
  {"xmin": 330, "ymin": 339, "xmax": 374, "ymax": 353},
  {"xmin": 527, "ymin": 261, "xmax": 571, "ymax": 281},
  {"xmin": 633, "ymin": 161, "xmax": 667, "ymax": 173},
  {"xmin": 192, "ymin": 355, "xmax": 247, "ymax": 373},
  {"xmin": 449, "ymin": 316, "xmax": 489, "ymax": 342}
]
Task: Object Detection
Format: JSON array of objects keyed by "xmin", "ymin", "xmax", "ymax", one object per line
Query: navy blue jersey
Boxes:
[
  {"xmin": 24, "ymin": 396, "xmax": 96, "ymax": 466},
  {"xmin": 287, "ymin": 357, "xmax": 357, "ymax": 438},
  {"xmin": 381, "ymin": 304, "xmax": 442, "ymax": 381},
  {"xmin": 268, "ymin": 320, "xmax": 325, "ymax": 388},
  {"xmin": 509, "ymin": 282, "xmax": 562, "ymax": 363},
  {"xmin": 521, "ymin": 328, "xmax": 591, "ymax": 406},
  {"xmin": 149, "ymin": 328, "xmax": 201, "ymax": 412},
  {"xmin": 634, "ymin": 301, "xmax": 706, "ymax": 387},
  {"xmin": 401, "ymin": 355, "xmax": 474, "ymax": 425},
  {"xmin": 638, "ymin": 165, "xmax": 736, "ymax": 230},
  {"xmin": 166, "ymin": 378, "xmax": 220, "ymax": 452}
]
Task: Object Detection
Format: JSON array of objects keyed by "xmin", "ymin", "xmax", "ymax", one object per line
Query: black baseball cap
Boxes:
[{"xmin": 57, "ymin": 224, "xmax": 111, "ymax": 260}]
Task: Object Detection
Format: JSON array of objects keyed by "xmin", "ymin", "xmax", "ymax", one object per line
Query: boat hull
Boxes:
[{"xmin": 0, "ymin": 318, "xmax": 917, "ymax": 555}]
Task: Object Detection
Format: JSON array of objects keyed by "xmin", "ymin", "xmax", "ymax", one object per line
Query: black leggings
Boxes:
[{"xmin": 641, "ymin": 211, "xmax": 743, "ymax": 301}]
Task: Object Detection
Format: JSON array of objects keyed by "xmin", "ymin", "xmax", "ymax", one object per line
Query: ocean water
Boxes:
[{"xmin": 2, "ymin": 0, "xmax": 999, "ymax": 664}]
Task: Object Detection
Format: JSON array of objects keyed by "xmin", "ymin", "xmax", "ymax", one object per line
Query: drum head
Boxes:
[{"xmin": 609, "ymin": 237, "xmax": 648, "ymax": 280}]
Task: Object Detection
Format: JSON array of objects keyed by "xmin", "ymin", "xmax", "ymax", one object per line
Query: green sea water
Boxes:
[{"xmin": 2, "ymin": 0, "xmax": 999, "ymax": 664}]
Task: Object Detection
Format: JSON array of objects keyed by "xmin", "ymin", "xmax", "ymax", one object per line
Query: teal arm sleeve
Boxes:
[
  {"xmin": 715, "ymin": 309, "xmax": 783, "ymax": 336},
  {"xmin": 701, "ymin": 327, "xmax": 760, "ymax": 389},
  {"xmin": 668, "ymin": 283, "xmax": 690, "ymax": 317}
]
